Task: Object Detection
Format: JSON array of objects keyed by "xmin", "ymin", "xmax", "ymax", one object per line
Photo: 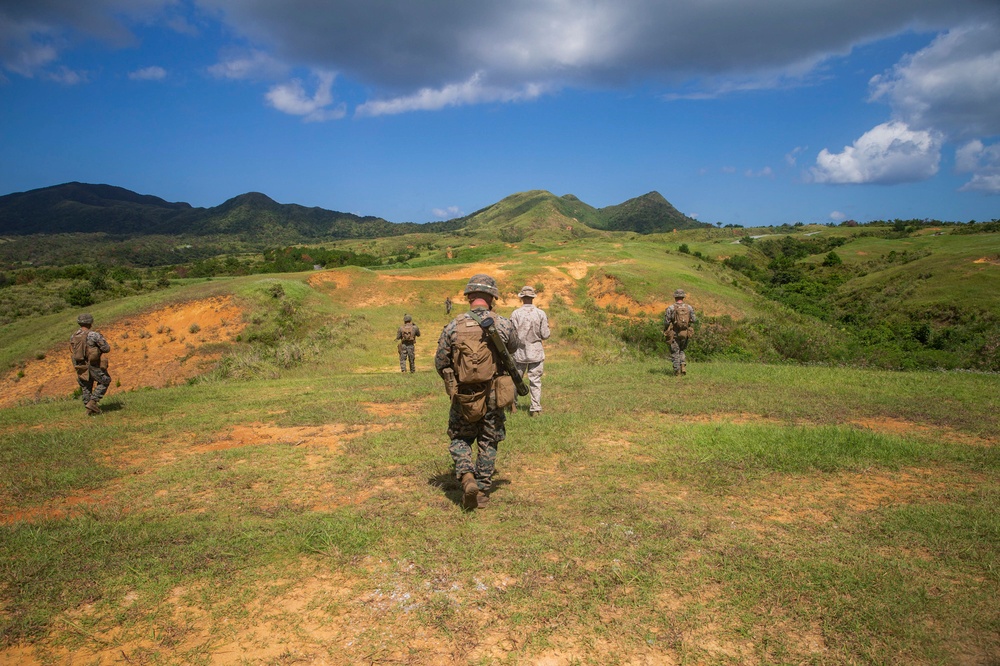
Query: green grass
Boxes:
[
  {"xmin": 2, "ymin": 345, "xmax": 997, "ymax": 663},
  {"xmin": 1, "ymin": 235, "xmax": 998, "ymax": 663}
]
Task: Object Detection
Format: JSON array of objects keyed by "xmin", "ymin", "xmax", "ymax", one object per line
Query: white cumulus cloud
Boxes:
[
  {"xmin": 265, "ymin": 70, "xmax": 346, "ymax": 122},
  {"xmin": 432, "ymin": 206, "xmax": 462, "ymax": 218},
  {"xmin": 128, "ymin": 65, "xmax": 166, "ymax": 80},
  {"xmin": 811, "ymin": 121, "xmax": 942, "ymax": 185},
  {"xmin": 870, "ymin": 23, "xmax": 1000, "ymax": 140},
  {"xmin": 208, "ymin": 49, "xmax": 287, "ymax": 81},
  {"xmin": 955, "ymin": 139, "xmax": 1000, "ymax": 194},
  {"xmin": 356, "ymin": 72, "xmax": 547, "ymax": 117}
]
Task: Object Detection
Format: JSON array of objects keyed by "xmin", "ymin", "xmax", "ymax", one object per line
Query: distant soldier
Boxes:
[
  {"xmin": 445, "ymin": 296, "xmax": 452, "ymax": 315},
  {"xmin": 435, "ymin": 274, "xmax": 520, "ymax": 510},
  {"xmin": 70, "ymin": 313, "xmax": 111, "ymax": 415},
  {"xmin": 663, "ymin": 289, "xmax": 697, "ymax": 376},
  {"xmin": 510, "ymin": 285, "xmax": 550, "ymax": 417},
  {"xmin": 395, "ymin": 314, "xmax": 421, "ymax": 373}
]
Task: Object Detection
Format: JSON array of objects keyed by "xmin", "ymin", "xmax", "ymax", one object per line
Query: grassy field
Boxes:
[{"xmin": 1, "ymin": 259, "xmax": 997, "ymax": 665}]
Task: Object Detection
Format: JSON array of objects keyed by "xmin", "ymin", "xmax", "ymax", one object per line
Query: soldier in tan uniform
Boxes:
[{"xmin": 510, "ymin": 285, "xmax": 550, "ymax": 416}]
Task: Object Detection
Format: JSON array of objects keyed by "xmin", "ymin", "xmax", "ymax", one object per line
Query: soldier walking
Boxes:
[
  {"xmin": 396, "ymin": 314, "xmax": 420, "ymax": 373},
  {"xmin": 663, "ymin": 289, "xmax": 696, "ymax": 376},
  {"xmin": 510, "ymin": 285, "xmax": 550, "ymax": 416},
  {"xmin": 70, "ymin": 313, "xmax": 111, "ymax": 415},
  {"xmin": 444, "ymin": 296, "xmax": 452, "ymax": 315},
  {"xmin": 435, "ymin": 274, "xmax": 520, "ymax": 510}
]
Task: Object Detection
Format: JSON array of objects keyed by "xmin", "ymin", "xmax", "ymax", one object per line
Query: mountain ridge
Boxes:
[{"xmin": 0, "ymin": 182, "xmax": 708, "ymax": 240}]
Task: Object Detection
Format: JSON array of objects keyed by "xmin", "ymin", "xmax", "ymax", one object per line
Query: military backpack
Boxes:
[
  {"xmin": 400, "ymin": 322, "xmax": 417, "ymax": 344},
  {"xmin": 70, "ymin": 329, "xmax": 89, "ymax": 368},
  {"xmin": 451, "ymin": 315, "xmax": 497, "ymax": 384},
  {"xmin": 668, "ymin": 304, "xmax": 693, "ymax": 340}
]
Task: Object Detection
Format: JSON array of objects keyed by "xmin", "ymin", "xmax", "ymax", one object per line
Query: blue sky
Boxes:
[{"xmin": 2, "ymin": 1, "xmax": 999, "ymax": 227}]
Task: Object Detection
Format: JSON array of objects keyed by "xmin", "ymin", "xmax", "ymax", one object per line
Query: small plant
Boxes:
[
  {"xmin": 678, "ymin": 243, "xmax": 691, "ymax": 254},
  {"xmin": 35, "ymin": 352, "xmax": 45, "ymax": 360},
  {"xmin": 189, "ymin": 323, "xmax": 201, "ymax": 334}
]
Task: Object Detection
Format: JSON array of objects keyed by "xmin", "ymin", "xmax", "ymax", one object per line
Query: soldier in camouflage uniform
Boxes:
[
  {"xmin": 395, "ymin": 314, "xmax": 421, "ymax": 373},
  {"xmin": 435, "ymin": 274, "xmax": 520, "ymax": 510},
  {"xmin": 663, "ymin": 289, "xmax": 697, "ymax": 376},
  {"xmin": 70, "ymin": 313, "xmax": 111, "ymax": 415}
]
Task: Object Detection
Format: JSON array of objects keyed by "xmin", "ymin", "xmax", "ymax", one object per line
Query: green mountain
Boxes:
[
  {"xmin": 0, "ymin": 183, "xmax": 457, "ymax": 241},
  {"xmin": 0, "ymin": 183, "xmax": 705, "ymax": 241},
  {"xmin": 0, "ymin": 182, "xmax": 196, "ymax": 234},
  {"xmin": 449, "ymin": 189, "xmax": 707, "ymax": 241},
  {"xmin": 595, "ymin": 191, "xmax": 708, "ymax": 233},
  {"xmin": 449, "ymin": 190, "xmax": 606, "ymax": 242}
]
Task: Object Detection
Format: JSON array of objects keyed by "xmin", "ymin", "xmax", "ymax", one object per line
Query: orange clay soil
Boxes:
[{"xmin": 1, "ymin": 296, "xmax": 246, "ymax": 409}]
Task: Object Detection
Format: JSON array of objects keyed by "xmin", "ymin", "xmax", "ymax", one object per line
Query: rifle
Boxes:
[{"xmin": 468, "ymin": 310, "xmax": 529, "ymax": 396}]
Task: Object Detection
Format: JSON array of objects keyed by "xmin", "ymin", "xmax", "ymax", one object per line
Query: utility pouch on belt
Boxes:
[
  {"xmin": 494, "ymin": 375, "xmax": 516, "ymax": 409},
  {"xmin": 441, "ymin": 368, "xmax": 457, "ymax": 399},
  {"xmin": 455, "ymin": 384, "xmax": 488, "ymax": 422},
  {"xmin": 87, "ymin": 346, "xmax": 101, "ymax": 365},
  {"xmin": 99, "ymin": 356, "xmax": 109, "ymax": 370}
]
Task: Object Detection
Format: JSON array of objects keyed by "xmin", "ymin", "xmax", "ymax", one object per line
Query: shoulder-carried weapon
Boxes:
[{"xmin": 468, "ymin": 310, "xmax": 529, "ymax": 396}]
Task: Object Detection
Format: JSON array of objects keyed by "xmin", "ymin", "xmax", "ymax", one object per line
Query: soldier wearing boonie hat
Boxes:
[{"xmin": 510, "ymin": 285, "xmax": 550, "ymax": 417}]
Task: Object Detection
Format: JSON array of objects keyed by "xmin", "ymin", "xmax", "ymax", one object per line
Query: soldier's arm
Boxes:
[
  {"xmin": 499, "ymin": 318, "xmax": 520, "ymax": 353},
  {"xmin": 395, "ymin": 327, "xmax": 402, "ymax": 340},
  {"xmin": 93, "ymin": 332, "xmax": 111, "ymax": 353},
  {"xmin": 689, "ymin": 305, "xmax": 697, "ymax": 323},
  {"xmin": 539, "ymin": 310, "xmax": 551, "ymax": 340},
  {"xmin": 433, "ymin": 326, "xmax": 453, "ymax": 377},
  {"xmin": 415, "ymin": 326, "xmax": 421, "ymax": 337}
]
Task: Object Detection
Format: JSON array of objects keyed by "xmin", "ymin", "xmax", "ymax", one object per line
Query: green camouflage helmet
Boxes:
[
  {"xmin": 673, "ymin": 289, "xmax": 686, "ymax": 299},
  {"xmin": 403, "ymin": 314, "xmax": 412, "ymax": 322},
  {"xmin": 77, "ymin": 313, "xmax": 94, "ymax": 325},
  {"xmin": 464, "ymin": 273, "xmax": 499, "ymax": 298}
]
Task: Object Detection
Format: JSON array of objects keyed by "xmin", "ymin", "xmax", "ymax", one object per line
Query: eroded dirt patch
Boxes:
[
  {"xmin": 2, "ymin": 297, "xmax": 246, "ymax": 408},
  {"xmin": 193, "ymin": 421, "xmax": 395, "ymax": 453},
  {"xmin": 851, "ymin": 417, "xmax": 995, "ymax": 447},
  {"xmin": 588, "ymin": 273, "xmax": 670, "ymax": 316}
]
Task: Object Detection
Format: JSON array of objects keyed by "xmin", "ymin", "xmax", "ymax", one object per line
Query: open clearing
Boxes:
[{"xmin": 1, "ymin": 267, "xmax": 997, "ymax": 665}]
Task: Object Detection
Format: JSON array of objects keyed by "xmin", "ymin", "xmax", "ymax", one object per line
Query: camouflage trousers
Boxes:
[
  {"xmin": 447, "ymin": 399, "xmax": 506, "ymax": 492},
  {"xmin": 669, "ymin": 337, "xmax": 690, "ymax": 372},
  {"xmin": 78, "ymin": 367, "xmax": 111, "ymax": 404},
  {"xmin": 398, "ymin": 343, "xmax": 415, "ymax": 372}
]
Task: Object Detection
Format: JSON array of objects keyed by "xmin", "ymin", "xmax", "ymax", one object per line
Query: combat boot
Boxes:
[
  {"xmin": 475, "ymin": 492, "xmax": 490, "ymax": 509},
  {"xmin": 461, "ymin": 472, "xmax": 479, "ymax": 510},
  {"xmin": 85, "ymin": 399, "xmax": 101, "ymax": 415},
  {"xmin": 681, "ymin": 363, "xmax": 687, "ymax": 376}
]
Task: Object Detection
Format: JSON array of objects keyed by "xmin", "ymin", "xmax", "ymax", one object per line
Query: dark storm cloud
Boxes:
[{"xmin": 197, "ymin": 0, "xmax": 999, "ymax": 90}]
